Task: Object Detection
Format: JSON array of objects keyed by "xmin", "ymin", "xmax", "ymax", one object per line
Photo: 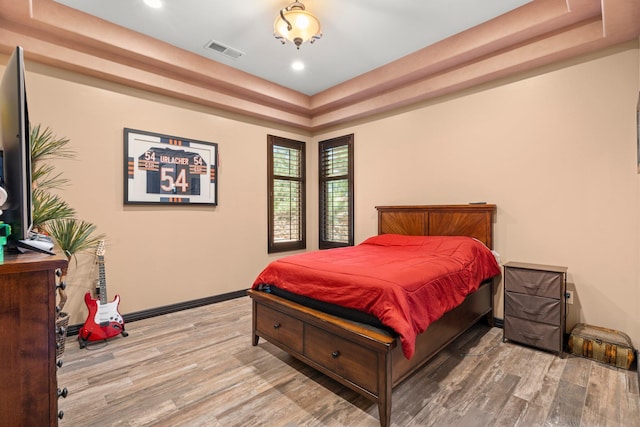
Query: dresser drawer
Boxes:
[
  {"xmin": 255, "ymin": 304, "xmax": 303, "ymax": 353},
  {"xmin": 505, "ymin": 292, "xmax": 561, "ymax": 325},
  {"xmin": 505, "ymin": 267, "xmax": 564, "ymax": 299},
  {"xmin": 504, "ymin": 316, "xmax": 562, "ymax": 352},
  {"xmin": 304, "ymin": 324, "xmax": 378, "ymax": 394}
]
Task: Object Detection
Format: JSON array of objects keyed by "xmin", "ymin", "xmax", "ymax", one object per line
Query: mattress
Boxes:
[{"xmin": 252, "ymin": 234, "xmax": 501, "ymax": 359}]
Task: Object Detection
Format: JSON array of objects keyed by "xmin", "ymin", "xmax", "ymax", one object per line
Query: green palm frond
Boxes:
[
  {"xmin": 32, "ymin": 188, "xmax": 76, "ymax": 228},
  {"xmin": 44, "ymin": 219, "xmax": 105, "ymax": 261},
  {"xmin": 30, "ymin": 123, "xmax": 74, "ymax": 163},
  {"xmin": 32, "ymin": 164, "xmax": 70, "ymax": 191},
  {"xmin": 32, "ymin": 163, "xmax": 56, "ymax": 183},
  {"xmin": 30, "ymin": 123, "xmax": 104, "ymax": 260}
]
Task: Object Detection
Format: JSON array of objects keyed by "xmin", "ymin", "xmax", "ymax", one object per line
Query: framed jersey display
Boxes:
[{"xmin": 124, "ymin": 128, "xmax": 218, "ymax": 205}]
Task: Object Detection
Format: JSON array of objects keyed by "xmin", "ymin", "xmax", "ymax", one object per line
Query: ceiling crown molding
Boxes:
[{"xmin": 0, "ymin": 0, "xmax": 638, "ymax": 132}]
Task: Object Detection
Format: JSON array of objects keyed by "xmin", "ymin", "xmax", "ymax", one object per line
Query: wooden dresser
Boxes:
[
  {"xmin": 503, "ymin": 261, "xmax": 567, "ymax": 353},
  {"xmin": 0, "ymin": 249, "xmax": 68, "ymax": 426}
]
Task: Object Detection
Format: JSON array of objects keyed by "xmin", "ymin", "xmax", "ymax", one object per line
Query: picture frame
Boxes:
[{"xmin": 124, "ymin": 128, "xmax": 218, "ymax": 205}]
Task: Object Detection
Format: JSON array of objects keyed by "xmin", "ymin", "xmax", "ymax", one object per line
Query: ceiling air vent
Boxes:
[{"xmin": 204, "ymin": 40, "xmax": 244, "ymax": 59}]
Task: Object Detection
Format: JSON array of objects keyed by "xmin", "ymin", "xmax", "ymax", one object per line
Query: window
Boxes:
[
  {"xmin": 319, "ymin": 134, "xmax": 353, "ymax": 249},
  {"xmin": 268, "ymin": 135, "xmax": 306, "ymax": 253}
]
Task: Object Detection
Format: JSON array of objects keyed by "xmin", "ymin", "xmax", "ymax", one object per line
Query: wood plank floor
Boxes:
[{"xmin": 58, "ymin": 296, "xmax": 640, "ymax": 427}]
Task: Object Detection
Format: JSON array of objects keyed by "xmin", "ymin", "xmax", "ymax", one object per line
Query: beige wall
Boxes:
[
  {"xmin": 14, "ymin": 63, "xmax": 314, "ymax": 325},
  {"xmin": 316, "ymin": 42, "xmax": 640, "ymax": 345},
  {"xmin": 2, "ymin": 41, "xmax": 639, "ymax": 347}
]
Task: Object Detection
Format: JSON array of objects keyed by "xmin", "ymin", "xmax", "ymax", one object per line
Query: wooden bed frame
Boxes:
[{"xmin": 249, "ymin": 204, "xmax": 497, "ymax": 427}]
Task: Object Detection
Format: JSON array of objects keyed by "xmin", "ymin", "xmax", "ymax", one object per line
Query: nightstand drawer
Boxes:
[
  {"xmin": 255, "ymin": 304, "xmax": 303, "ymax": 353},
  {"xmin": 304, "ymin": 324, "xmax": 378, "ymax": 394},
  {"xmin": 505, "ymin": 267, "xmax": 564, "ymax": 299},
  {"xmin": 504, "ymin": 316, "xmax": 562, "ymax": 352},
  {"xmin": 505, "ymin": 292, "xmax": 561, "ymax": 325}
]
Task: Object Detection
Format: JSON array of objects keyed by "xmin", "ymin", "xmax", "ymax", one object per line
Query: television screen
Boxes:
[{"xmin": 0, "ymin": 46, "xmax": 32, "ymax": 246}]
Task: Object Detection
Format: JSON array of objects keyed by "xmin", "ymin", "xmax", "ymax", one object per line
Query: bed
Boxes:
[{"xmin": 248, "ymin": 204, "xmax": 499, "ymax": 427}]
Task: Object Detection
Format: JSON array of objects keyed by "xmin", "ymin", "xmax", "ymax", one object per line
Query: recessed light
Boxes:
[
  {"xmin": 143, "ymin": 0, "xmax": 163, "ymax": 9},
  {"xmin": 291, "ymin": 61, "xmax": 305, "ymax": 71}
]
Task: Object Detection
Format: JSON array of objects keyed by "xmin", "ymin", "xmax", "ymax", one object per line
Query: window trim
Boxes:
[
  {"xmin": 267, "ymin": 135, "xmax": 306, "ymax": 253},
  {"xmin": 319, "ymin": 134, "xmax": 354, "ymax": 249}
]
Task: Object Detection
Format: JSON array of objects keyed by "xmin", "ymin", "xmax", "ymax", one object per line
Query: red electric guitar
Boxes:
[{"xmin": 78, "ymin": 240, "xmax": 127, "ymax": 347}]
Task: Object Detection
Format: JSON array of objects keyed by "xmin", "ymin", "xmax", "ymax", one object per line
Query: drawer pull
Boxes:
[
  {"xmin": 522, "ymin": 333, "xmax": 542, "ymax": 341},
  {"xmin": 522, "ymin": 309, "xmax": 542, "ymax": 316},
  {"xmin": 332, "ymin": 351, "xmax": 340, "ymax": 359},
  {"xmin": 273, "ymin": 323, "xmax": 281, "ymax": 329},
  {"xmin": 57, "ymin": 387, "xmax": 68, "ymax": 398}
]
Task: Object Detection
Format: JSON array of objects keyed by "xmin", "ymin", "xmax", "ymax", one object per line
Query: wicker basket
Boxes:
[{"xmin": 56, "ymin": 312, "xmax": 70, "ymax": 359}]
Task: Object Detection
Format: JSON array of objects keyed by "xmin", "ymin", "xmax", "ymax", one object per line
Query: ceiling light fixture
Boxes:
[
  {"xmin": 274, "ymin": 1, "xmax": 322, "ymax": 50},
  {"xmin": 143, "ymin": 0, "xmax": 163, "ymax": 8}
]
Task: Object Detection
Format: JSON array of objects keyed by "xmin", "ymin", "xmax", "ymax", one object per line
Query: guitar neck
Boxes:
[{"xmin": 97, "ymin": 255, "xmax": 108, "ymax": 305}]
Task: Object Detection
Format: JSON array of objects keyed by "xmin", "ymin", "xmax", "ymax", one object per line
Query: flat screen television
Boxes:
[{"xmin": 0, "ymin": 46, "xmax": 53, "ymax": 254}]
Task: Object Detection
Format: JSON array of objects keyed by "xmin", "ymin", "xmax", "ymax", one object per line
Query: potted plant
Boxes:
[{"xmin": 30, "ymin": 124, "xmax": 105, "ymax": 356}]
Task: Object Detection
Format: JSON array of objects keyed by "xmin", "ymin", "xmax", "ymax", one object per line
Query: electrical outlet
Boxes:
[{"xmin": 566, "ymin": 290, "xmax": 574, "ymax": 304}]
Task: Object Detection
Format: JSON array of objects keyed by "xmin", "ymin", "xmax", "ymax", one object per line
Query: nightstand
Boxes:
[{"xmin": 503, "ymin": 261, "xmax": 567, "ymax": 353}]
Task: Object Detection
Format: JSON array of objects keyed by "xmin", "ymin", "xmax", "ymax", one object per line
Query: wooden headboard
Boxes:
[{"xmin": 375, "ymin": 204, "xmax": 496, "ymax": 249}]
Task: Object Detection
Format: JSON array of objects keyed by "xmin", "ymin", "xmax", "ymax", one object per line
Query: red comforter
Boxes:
[{"xmin": 252, "ymin": 234, "xmax": 501, "ymax": 359}]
